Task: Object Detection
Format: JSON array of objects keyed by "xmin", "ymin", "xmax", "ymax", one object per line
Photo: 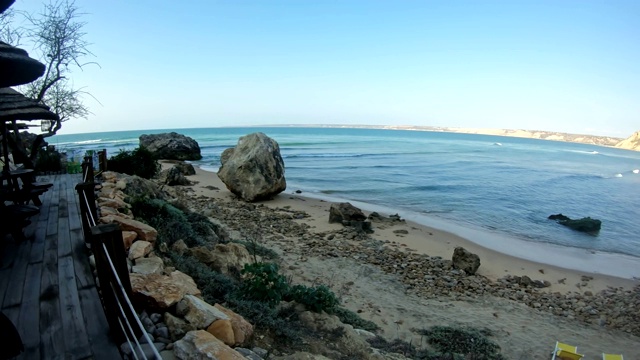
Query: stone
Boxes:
[
  {"xmin": 548, "ymin": 214, "xmax": 602, "ymax": 233},
  {"xmin": 177, "ymin": 295, "xmax": 229, "ymax": 329},
  {"xmin": 130, "ymin": 273, "xmax": 186, "ymax": 311},
  {"xmin": 139, "ymin": 132, "xmax": 202, "ymax": 161},
  {"xmin": 170, "ymin": 270, "xmax": 202, "ymax": 297},
  {"xmin": 209, "ymin": 243, "xmax": 252, "ymax": 277},
  {"xmin": 217, "ymin": 132, "xmax": 286, "ymax": 202},
  {"xmin": 235, "ymin": 348, "xmax": 262, "ymax": 360},
  {"xmin": 451, "ymin": 247, "xmax": 481, "ymax": 275},
  {"xmin": 171, "ymin": 239, "xmax": 189, "ymax": 255},
  {"xmin": 161, "ymin": 166, "xmax": 191, "ymax": 186},
  {"xmin": 275, "ymin": 352, "xmax": 332, "ymax": 360},
  {"xmin": 173, "ymin": 330, "xmax": 245, "ymax": 360},
  {"xmin": 190, "ymin": 246, "xmax": 216, "ymax": 265},
  {"xmin": 122, "ymin": 230, "xmax": 138, "ymax": 249},
  {"xmin": 214, "ymin": 304, "xmax": 254, "ymax": 346},
  {"xmin": 165, "ymin": 313, "xmax": 196, "ymax": 342},
  {"xmin": 132, "ymin": 257, "xmax": 165, "ymax": 275},
  {"xmin": 160, "ymin": 349, "xmax": 176, "ymax": 360},
  {"xmin": 128, "ymin": 240, "xmax": 153, "ymax": 260},
  {"xmin": 103, "ymin": 215, "xmax": 158, "ymax": 243},
  {"xmin": 206, "ymin": 319, "xmax": 235, "ymax": 346},
  {"xmin": 329, "ymin": 202, "xmax": 366, "ymax": 223},
  {"xmin": 154, "ymin": 326, "xmax": 170, "ymax": 340},
  {"xmin": 97, "ymin": 197, "xmax": 129, "ymax": 210}
]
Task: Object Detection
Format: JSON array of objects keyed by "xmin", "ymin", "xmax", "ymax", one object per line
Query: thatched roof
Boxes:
[
  {"xmin": 0, "ymin": 0, "xmax": 15, "ymax": 14},
  {"xmin": 0, "ymin": 41, "xmax": 46, "ymax": 87},
  {"xmin": 0, "ymin": 87, "xmax": 59, "ymax": 122}
]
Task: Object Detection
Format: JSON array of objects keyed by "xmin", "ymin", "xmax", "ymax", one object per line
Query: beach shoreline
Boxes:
[{"xmin": 182, "ymin": 162, "xmax": 638, "ymax": 293}]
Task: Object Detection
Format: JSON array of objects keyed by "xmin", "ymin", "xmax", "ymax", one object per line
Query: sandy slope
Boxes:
[{"xmin": 178, "ymin": 163, "xmax": 639, "ymax": 359}]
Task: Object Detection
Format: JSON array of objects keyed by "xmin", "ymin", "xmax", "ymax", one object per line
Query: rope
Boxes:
[
  {"xmin": 103, "ymin": 242, "xmax": 161, "ymax": 360},
  {"xmin": 82, "ymin": 191, "xmax": 97, "ymax": 227}
]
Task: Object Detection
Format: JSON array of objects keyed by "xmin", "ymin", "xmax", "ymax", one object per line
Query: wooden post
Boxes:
[
  {"xmin": 98, "ymin": 149, "xmax": 107, "ymax": 172},
  {"xmin": 90, "ymin": 224, "xmax": 128, "ymax": 342},
  {"xmin": 75, "ymin": 182, "xmax": 98, "ymax": 242},
  {"xmin": 91, "ymin": 224, "xmax": 142, "ymax": 341}
]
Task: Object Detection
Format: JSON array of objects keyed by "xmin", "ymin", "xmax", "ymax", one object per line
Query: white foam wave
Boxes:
[
  {"xmin": 633, "ymin": 169, "xmax": 639, "ymax": 174},
  {"xmin": 615, "ymin": 173, "xmax": 623, "ymax": 178},
  {"xmin": 75, "ymin": 139, "xmax": 102, "ymax": 144},
  {"xmin": 493, "ymin": 142, "xmax": 502, "ymax": 146}
]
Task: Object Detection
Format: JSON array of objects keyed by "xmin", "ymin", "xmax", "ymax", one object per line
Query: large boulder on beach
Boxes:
[
  {"xmin": 548, "ymin": 213, "xmax": 601, "ymax": 233},
  {"xmin": 139, "ymin": 132, "xmax": 202, "ymax": 160},
  {"xmin": 451, "ymin": 247, "xmax": 480, "ymax": 275},
  {"xmin": 217, "ymin": 132, "xmax": 286, "ymax": 202}
]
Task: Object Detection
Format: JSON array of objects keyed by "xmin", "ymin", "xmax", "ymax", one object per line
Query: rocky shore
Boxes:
[{"xmin": 93, "ymin": 151, "xmax": 640, "ymax": 358}]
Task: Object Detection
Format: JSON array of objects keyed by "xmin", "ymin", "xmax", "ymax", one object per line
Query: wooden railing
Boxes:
[{"xmin": 76, "ymin": 155, "xmax": 160, "ymax": 359}]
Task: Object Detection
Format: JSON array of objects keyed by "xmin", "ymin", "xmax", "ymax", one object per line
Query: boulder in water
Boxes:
[
  {"xmin": 139, "ymin": 132, "xmax": 202, "ymax": 161},
  {"xmin": 548, "ymin": 214, "xmax": 601, "ymax": 233},
  {"xmin": 217, "ymin": 132, "xmax": 286, "ymax": 202}
]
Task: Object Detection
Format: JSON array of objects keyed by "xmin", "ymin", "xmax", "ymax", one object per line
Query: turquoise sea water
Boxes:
[{"xmin": 51, "ymin": 127, "xmax": 640, "ymax": 271}]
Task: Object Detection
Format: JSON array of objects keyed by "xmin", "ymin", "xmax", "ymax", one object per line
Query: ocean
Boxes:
[{"xmin": 50, "ymin": 127, "xmax": 640, "ymax": 276}]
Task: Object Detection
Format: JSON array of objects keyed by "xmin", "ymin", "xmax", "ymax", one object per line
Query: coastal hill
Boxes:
[
  {"xmin": 615, "ymin": 130, "xmax": 640, "ymax": 151},
  {"xmin": 286, "ymin": 124, "xmax": 625, "ymax": 147}
]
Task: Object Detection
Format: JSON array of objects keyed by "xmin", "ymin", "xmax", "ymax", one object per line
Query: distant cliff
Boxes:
[{"xmin": 615, "ymin": 131, "xmax": 640, "ymax": 151}]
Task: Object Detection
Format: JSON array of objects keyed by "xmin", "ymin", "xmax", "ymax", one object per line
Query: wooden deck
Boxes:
[{"xmin": 0, "ymin": 174, "xmax": 121, "ymax": 360}]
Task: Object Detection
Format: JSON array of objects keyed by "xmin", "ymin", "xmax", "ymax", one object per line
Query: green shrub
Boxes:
[
  {"xmin": 129, "ymin": 198, "xmax": 210, "ymax": 248},
  {"xmin": 288, "ymin": 284, "xmax": 339, "ymax": 313},
  {"xmin": 231, "ymin": 239, "xmax": 279, "ymax": 260},
  {"xmin": 108, "ymin": 146, "xmax": 159, "ymax": 179},
  {"xmin": 419, "ymin": 326, "xmax": 504, "ymax": 360},
  {"xmin": 238, "ymin": 263, "xmax": 289, "ymax": 306},
  {"xmin": 334, "ymin": 307, "xmax": 379, "ymax": 332},
  {"xmin": 169, "ymin": 252, "xmax": 238, "ymax": 304}
]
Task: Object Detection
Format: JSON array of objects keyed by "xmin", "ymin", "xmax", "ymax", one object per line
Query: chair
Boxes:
[
  {"xmin": 552, "ymin": 341, "xmax": 584, "ymax": 360},
  {"xmin": 603, "ymin": 354, "xmax": 623, "ymax": 360}
]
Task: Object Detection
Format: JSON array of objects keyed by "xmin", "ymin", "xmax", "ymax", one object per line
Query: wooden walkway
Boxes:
[{"xmin": 0, "ymin": 174, "xmax": 121, "ymax": 360}]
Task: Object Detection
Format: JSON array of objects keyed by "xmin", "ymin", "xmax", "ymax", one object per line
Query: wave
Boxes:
[
  {"xmin": 566, "ymin": 150, "xmax": 599, "ymax": 155},
  {"xmin": 633, "ymin": 169, "xmax": 639, "ymax": 174},
  {"xmin": 74, "ymin": 139, "xmax": 102, "ymax": 144}
]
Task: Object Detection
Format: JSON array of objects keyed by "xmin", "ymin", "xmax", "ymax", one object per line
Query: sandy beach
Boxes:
[{"xmin": 169, "ymin": 162, "xmax": 640, "ymax": 358}]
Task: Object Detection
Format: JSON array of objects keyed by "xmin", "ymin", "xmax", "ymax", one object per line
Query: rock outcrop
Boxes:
[
  {"xmin": 217, "ymin": 132, "xmax": 286, "ymax": 202},
  {"xmin": 139, "ymin": 132, "xmax": 202, "ymax": 161},
  {"xmin": 615, "ymin": 130, "xmax": 640, "ymax": 151},
  {"xmin": 176, "ymin": 295, "xmax": 229, "ymax": 329},
  {"xmin": 548, "ymin": 214, "xmax": 601, "ymax": 233},
  {"xmin": 451, "ymin": 247, "xmax": 480, "ymax": 275}
]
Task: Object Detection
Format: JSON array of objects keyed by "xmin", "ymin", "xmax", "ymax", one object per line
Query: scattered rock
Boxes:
[
  {"xmin": 173, "ymin": 330, "xmax": 245, "ymax": 360},
  {"xmin": 451, "ymin": 247, "xmax": 481, "ymax": 275},
  {"xmin": 104, "ymin": 216, "xmax": 158, "ymax": 243},
  {"xmin": 132, "ymin": 257, "xmax": 164, "ymax": 275},
  {"xmin": 214, "ymin": 303, "xmax": 254, "ymax": 346},
  {"xmin": 164, "ymin": 313, "xmax": 196, "ymax": 342},
  {"xmin": 128, "ymin": 240, "xmax": 153, "ymax": 260},
  {"xmin": 122, "ymin": 230, "xmax": 137, "ymax": 249},
  {"xmin": 130, "ymin": 273, "xmax": 186, "ymax": 311},
  {"xmin": 206, "ymin": 319, "xmax": 235, "ymax": 346},
  {"xmin": 177, "ymin": 295, "xmax": 229, "ymax": 329}
]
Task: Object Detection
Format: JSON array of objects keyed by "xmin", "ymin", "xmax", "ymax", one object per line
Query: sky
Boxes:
[{"xmin": 7, "ymin": 0, "xmax": 640, "ymax": 137}]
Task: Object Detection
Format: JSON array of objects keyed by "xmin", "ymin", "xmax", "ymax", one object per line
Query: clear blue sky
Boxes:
[{"xmin": 10, "ymin": 0, "xmax": 640, "ymax": 136}]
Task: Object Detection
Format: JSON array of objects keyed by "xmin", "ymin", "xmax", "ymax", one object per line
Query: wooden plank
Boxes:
[
  {"xmin": 78, "ymin": 287, "xmax": 121, "ymax": 360},
  {"xmin": 58, "ymin": 255, "xmax": 92, "ymax": 359},
  {"xmin": 45, "ymin": 201, "xmax": 59, "ymax": 237},
  {"xmin": 18, "ymin": 262, "xmax": 42, "ymax": 360},
  {"xmin": 28, "ymin": 220, "xmax": 48, "ymax": 265},
  {"xmin": 0, "ymin": 268, "xmax": 12, "ymax": 307},
  {"xmin": 71, "ymin": 228, "xmax": 94, "ymax": 289},
  {"xmin": 67, "ymin": 181, "xmax": 82, "ymax": 231},
  {"xmin": 2, "ymin": 241, "xmax": 31, "ymax": 308},
  {"xmin": 57, "ymin": 218, "xmax": 71, "ymax": 258},
  {"xmin": 39, "ymin": 231, "xmax": 64, "ymax": 359}
]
